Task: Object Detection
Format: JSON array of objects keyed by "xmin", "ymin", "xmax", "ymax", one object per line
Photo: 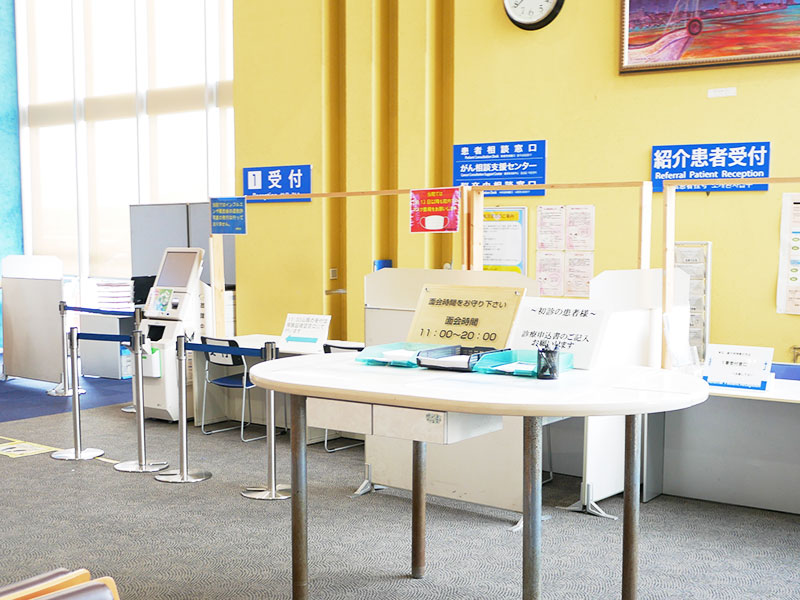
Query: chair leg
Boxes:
[
  {"xmin": 324, "ymin": 429, "xmax": 365, "ymax": 453},
  {"xmin": 241, "ymin": 387, "xmax": 266, "ymax": 443},
  {"xmin": 201, "ymin": 375, "xmax": 239, "ymax": 435}
]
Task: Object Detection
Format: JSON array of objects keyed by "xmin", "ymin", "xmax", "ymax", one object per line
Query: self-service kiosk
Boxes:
[{"xmin": 141, "ymin": 247, "xmax": 204, "ymax": 421}]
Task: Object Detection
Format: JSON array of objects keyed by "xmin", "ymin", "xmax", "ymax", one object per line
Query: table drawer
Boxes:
[
  {"xmin": 307, "ymin": 397, "xmax": 373, "ymax": 435},
  {"xmin": 372, "ymin": 405, "xmax": 502, "ymax": 444}
]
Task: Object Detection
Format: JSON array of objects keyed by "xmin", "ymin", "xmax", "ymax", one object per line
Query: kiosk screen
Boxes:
[{"xmin": 156, "ymin": 251, "xmax": 198, "ymax": 289}]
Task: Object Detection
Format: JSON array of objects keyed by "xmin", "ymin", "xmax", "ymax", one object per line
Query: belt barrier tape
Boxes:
[
  {"xmin": 185, "ymin": 342, "xmax": 266, "ymax": 358},
  {"xmin": 76, "ymin": 332, "xmax": 130, "ymax": 343},
  {"xmin": 65, "ymin": 305, "xmax": 135, "ymax": 317}
]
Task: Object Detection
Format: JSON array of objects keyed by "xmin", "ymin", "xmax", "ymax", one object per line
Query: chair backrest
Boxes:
[
  {"xmin": 34, "ymin": 577, "xmax": 119, "ymax": 600},
  {"xmin": 0, "ymin": 569, "xmax": 91, "ymax": 600},
  {"xmin": 201, "ymin": 336, "xmax": 243, "ymax": 367}
]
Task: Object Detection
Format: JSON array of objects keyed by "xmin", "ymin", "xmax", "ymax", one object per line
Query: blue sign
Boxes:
[
  {"xmin": 453, "ymin": 140, "xmax": 547, "ymax": 196},
  {"xmin": 243, "ymin": 164, "xmax": 312, "ymax": 202},
  {"xmin": 652, "ymin": 142, "xmax": 770, "ymax": 192},
  {"xmin": 210, "ymin": 196, "xmax": 246, "ymax": 235}
]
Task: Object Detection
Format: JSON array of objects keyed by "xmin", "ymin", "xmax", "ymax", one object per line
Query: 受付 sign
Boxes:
[
  {"xmin": 651, "ymin": 142, "xmax": 770, "ymax": 192},
  {"xmin": 243, "ymin": 164, "xmax": 312, "ymax": 202},
  {"xmin": 453, "ymin": 140, "xmax": 546, "ymax": 196}
]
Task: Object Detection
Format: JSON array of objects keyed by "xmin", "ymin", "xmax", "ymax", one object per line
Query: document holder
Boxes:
[{"xmin": 416, "ymin": 346, "xmax": 503, "ymax": 372}]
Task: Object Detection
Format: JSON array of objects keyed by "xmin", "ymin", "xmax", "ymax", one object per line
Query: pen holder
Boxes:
[{"xmin": 537, "ymin": 349, "xmax": 560, "ymax": 380}]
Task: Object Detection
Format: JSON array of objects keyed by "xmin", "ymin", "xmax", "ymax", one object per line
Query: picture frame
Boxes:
[{"xmin": 620, "ymin": 1, "xmax": 800, "ymax": 72}]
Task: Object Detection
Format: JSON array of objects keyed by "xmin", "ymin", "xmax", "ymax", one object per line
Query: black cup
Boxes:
[{"xmin": 537, "ymin": 349, "xmax": 559, "ymax": 380}]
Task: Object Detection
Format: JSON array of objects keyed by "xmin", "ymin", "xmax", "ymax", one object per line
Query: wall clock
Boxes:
[{"xmin": 503, "ymin": 0, "xmax": 564, "ymax": 31}]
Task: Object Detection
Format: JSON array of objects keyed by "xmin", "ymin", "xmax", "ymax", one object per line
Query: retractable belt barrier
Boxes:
[
  {"xmin": 155, "ymin": 336, "xmax": 212, "ymax": 484},
  {"xmin": 184, "ymin": 342, "xmax": 267, "ymax": 358},
  {"xmin": 51, "ymin": 327, "xmax": 105, "ymax": 462},
  {"xmin": 50, "ymin": 302, "xmax": 142, "ymax": 399}
]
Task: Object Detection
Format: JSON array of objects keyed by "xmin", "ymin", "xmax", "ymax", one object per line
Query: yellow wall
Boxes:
[{"xmin": 234, "ymin": 1, "xmax": 800, "ymax": 360}]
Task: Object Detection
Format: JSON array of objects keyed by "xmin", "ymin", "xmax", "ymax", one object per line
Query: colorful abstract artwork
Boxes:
[{"xmin": 621, "ymin": 0, "xmax": 800, "ymax": 71}]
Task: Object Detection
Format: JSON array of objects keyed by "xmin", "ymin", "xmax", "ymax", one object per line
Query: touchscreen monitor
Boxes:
[{"xmin": 155, "ymin": 250, "xmax": 202, "ymax": 289}]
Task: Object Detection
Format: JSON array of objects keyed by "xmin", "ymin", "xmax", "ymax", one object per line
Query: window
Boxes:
[{"xmin": 16, "ymin": 0, "xmax": 234, "ymax": 283}]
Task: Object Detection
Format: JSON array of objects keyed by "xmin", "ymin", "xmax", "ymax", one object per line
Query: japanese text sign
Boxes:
[
  {"xmin": 210, "ymin": 196, "xmax": 246, "ymax": 235},
  {"xmin": 407, "ymin": 284, "xmax": 525, "ymax": 350},
  {"xmin": 280, "ymin": 313, "xmax": 331, "ymax": 354},
  {"xmin": 704, "ymin": 344, "xmax": 773, "ymax": 391},
  {"xmin": 410, "ymin": 187, "xmax": 461, "ymax": 233},
  {"xmin": 506, "ymin": 297, "xmax": 606, "ymax": 369},
  {"xmin": 651, "ymin": 142, "xmax": 770, "ymax": 192},
  {"xmin": 453, "ymin": 139, "xmax": 546, "ymax": 196},
  {"xmin": 243, "ymin": 164, "xmax": 312, "ymax": 202}
]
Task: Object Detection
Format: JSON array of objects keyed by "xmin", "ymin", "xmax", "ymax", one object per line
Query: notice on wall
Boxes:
[
  {"xmin": 536, "ymin": 251, "xmax": 565, "ymax": 297},
  {"xmin": 566, "ymin": 205, "xmax": 595, "ymax": 251},
  {"xmin": 565, "ymin": 252, "xmax": 594, "ymax": 297},
  {"xmin": 483, "ymin": 207, "xmax": 527, "ymax": 275},
  {"xmin": 536, "ymin": 205, "xmax": 565, "ymax": 250},
  {"xmin": 676, "ymin": 241, "xmax": 711, "ymax": 360},
  {"xmin": 410, "ymin": 187, "xmax": 461, "ymax": 233},
  {"xmin": 507, "ymin": 297, "xmax": 606, "ymax": 369},
  {"xmin": 777, "ymin": 193, "xmax": 800, "ymax": 315},
  {"xmin": 452, "ymin": 139, "xmax": 546, "ymax": 197},
  {"xmin": 407, "ymin": 284, "xmax": 525, "ymax": 349},
  {"xmin": 210, "ymin": 196, "xmax": 246, "ymax": 235},
  {"xmin": 535, "ymin": 204, "xmax": 595, "ymax": 298}
]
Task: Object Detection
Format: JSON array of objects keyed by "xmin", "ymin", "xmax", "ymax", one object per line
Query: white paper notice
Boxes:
[
  {"xmin": 280, "ymin": 313, "xmax": 331, "ymax": 350},
  {"xmin": 537, "ymin": 205, "xmax": 565, "ymax": 250},
  {"xmin": 506, "ymin": 297, "xmax": 606, "ymax": 369},
  {"xmin": 536, "ymin": 251, "xmax": 565, "ymax": 297},
  {"xmin": 777, "ymin": 193, "xmax": 800, "ymax": 314},
  {"xmin": 566, "ymin": 205, "xmax": 595, "ymax": 251},
  {"xmin": 565, "ymin": 251, "xmax": 593, "ymax": 297}
]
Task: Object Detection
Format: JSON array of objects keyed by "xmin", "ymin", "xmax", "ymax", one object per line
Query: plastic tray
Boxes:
[
  {"xmin": 472, "ymin": 349, "xmax": 574, "ymax": 377},
  {"xmin": 416, "ymin": 346, "xmax": 503, "ymax": 372},
  {"xmin": 355, "ymin": 342, "xmax": 456, "ymax": 368}
]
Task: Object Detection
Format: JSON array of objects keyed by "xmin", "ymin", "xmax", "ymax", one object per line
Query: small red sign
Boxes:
[{"xmin": 410, "ymin": 187, "xmax": 461, "ymax": 233}]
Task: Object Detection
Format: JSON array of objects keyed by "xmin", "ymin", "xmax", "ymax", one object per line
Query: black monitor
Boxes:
[{"xmin": 131, "ymin": 275, "xmax": 156, "ymax": 306}]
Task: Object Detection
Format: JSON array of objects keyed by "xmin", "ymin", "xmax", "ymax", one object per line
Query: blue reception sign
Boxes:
[
  {"xmin": 210, "ymin": 196, "xmax": 246, "ymax": 235},
  {"xmin": 652, "ymin": 142, "xmax": 770, "ymax": 192},
  {"xmin": 243, "ymin": 164, "xmax": 312, "ymax": 202},
  {"xmin": 453, "ymin": 140, "xmax": 546, "ymax": 196}
]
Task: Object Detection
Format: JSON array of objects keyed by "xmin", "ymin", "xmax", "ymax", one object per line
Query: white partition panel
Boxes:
[{"xmin": 1, "ymin": 256, "xmax": 64, "ymax": 383}]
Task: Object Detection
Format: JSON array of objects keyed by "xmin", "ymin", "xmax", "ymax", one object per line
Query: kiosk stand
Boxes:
[{"xmin": 140, "ymin": 248, "xmax": 205, "ymax": 421}]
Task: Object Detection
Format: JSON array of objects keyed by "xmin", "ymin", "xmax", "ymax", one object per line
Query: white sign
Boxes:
[
  {"xmin": 777, "ymin": 193, "xmax": 800, "ymax": 314},
  {"xmin": 536, "ymin": 251, "xmax": 565, "ymax": 297},
  {"xmin": 507, "ymin": 297, "xmax": 606, "ymax": 369},
  {"xmin": 704, "ymin": 344, "xmax": 773, "ymax": 390},
  {"xmin": 280, "ymin": 313, "xmax": 331, "ymax": 353},
  {"xmin": 536, "ymin": 205, "xmax": 565, "ymax": 250},
  {"xmin": 566, "ymin": 205, "xmax": 595, "ymax": 251},
  {"xmin": 565, "ymin": 251, "xmax": 593, "ymax": 297}
]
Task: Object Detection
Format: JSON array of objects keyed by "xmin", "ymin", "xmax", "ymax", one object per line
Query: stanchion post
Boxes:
[
  {"xmin": 48, "ymin": 301, "xmax": 84, "ymax": 397},
  {"xmin": 242, "ymin": 341, "xmax": 291, "ymax": 501},
  {"xmin": 121, "ymin": 307, "xmax": 144, "ymax": 414},
  {"xmin": 51, "ymin": 328, "xmax": 104, "ymax": 461},
  {"xmin": 155, "ymin": 335, "xmax": 211, "ymax": 483},
  {"xmin": 115, "ymin": 330, "xmax": 168, "ymax": 473}
]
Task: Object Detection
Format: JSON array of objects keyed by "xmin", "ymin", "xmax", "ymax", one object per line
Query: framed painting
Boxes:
[{"xmin": 621, "ymin": 0, "xmax": 800, "ymax": 72}]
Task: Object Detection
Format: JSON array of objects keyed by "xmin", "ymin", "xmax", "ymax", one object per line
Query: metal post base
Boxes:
[
  {"xmin": 51, "ymin": 447, "xmax": 104, "ymax": 461},
  {"xmin": 241, "ymin": 484, "xmax": 291, "ymax": 501},
  {"xmin": 154, "ymin": 469, "xmax": 211, "ymax": 483},
  {"xmin": 120, "ymin": 404, "xmax": 136, "ymax": 413},
  {"xmin": 114, "ymin": 460, "xmax": 169, "ymax": 473},
  {"xmin": 558, "ymin": 499, "xmax": 618, "ymax": 520},
  {"xmin": 508, "ymin": 514, "xmax": 552, "ymax": 532},
  {"xmin": 47, "ymin": 385, "xmax": 86, "ymax": 397},
  {"xmin": 350, "ymin": 463, "xmax": 386, "ymax": 498}
]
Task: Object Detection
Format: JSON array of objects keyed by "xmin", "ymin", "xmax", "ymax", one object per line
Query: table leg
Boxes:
[
  {"xmin": 412, "ymin": 440, "xmax": 427, "ymax": 579},
  {"xmin": 291, "ymin": 394, "xmax": 308, "ymax": 600},
  {"xmin": 522, "ymin": 416, "xmax": 543, "ymax": 600},
  {"xmin": 622, "ymin": 414, "xmax": 642, "ymax": 600}
]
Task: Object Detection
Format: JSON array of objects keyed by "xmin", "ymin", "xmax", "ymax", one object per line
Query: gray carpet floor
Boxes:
[{"xmin": 1, "ymin": 404, "xmax": 799, "ymax": 599}]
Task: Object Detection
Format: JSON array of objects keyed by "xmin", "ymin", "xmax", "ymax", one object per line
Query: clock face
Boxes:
[{"xmin": 503, "ymin": 0, "xmax": 564, "ymax": 30}]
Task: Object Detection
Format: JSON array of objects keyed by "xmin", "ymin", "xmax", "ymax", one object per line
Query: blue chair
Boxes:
[{"xmin": 200, "ymin": 336, "xmax": 264, "ymax": 442}]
